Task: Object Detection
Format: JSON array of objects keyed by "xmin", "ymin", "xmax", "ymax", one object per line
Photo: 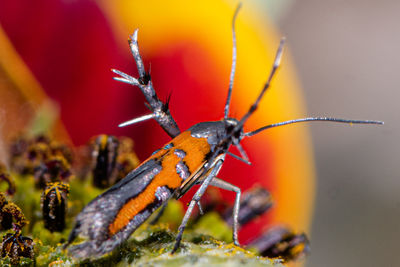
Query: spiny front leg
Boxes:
[{"xmin": 112, "ymin": 29, "xmax": 180, "ymax": 138}]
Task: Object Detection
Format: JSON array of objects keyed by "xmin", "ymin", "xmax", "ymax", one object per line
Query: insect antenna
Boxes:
[
  {"xmin": 245, "ymin": 117, "xmax": 383, "ymax": 137},
  {"xmin": 235, "ymin": 37, "xmax": 286, "ymax": 131},
  {"xmin": 232, "ymin": 37, "xmax": 383, "ymax": 137},
  {"xmin": 224, "ymin": 3, "xmax": 242, "ymax": 119}
]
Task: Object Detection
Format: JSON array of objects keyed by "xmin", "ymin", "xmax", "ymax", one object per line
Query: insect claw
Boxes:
[
  {"xmin": 111, "ymin": 68, "xmax": 128, "ymax": 77},
  {"xmin": 130, "ymin": 29, "xmax": 139, "ymax": 44},
  {"xmin": 171, "ymin": 230, "xmax": 184, "ymax": 254},
  {"xmin": 111, "ymin": 69, "xmax": 140, "ymax": 86},
  {"xmin": 197, "ymin": 201, "xmax": 204, "ymax": 215},
  {"xmin": 129, "ymin": 29, "xmax": 146, "ymax": 78},
  {"xmin": 112, "ymin": 77, "xmax": 130, "ymax": 84}
]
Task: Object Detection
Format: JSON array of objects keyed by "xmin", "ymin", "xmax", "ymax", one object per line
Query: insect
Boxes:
[{"xmin": 65, "ymin": 4, "xmax": 382, "ymax": 258}]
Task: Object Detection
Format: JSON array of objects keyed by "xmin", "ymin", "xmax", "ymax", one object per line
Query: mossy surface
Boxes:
[
  {"xmin": 34, "ymin": 225, "xmax": 284, "ymax": 267},
  {"xmin": 0, "ymin": 174, "xmax": 284, "ymax": 266}
]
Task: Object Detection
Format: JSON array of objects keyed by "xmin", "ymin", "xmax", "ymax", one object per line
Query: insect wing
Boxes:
[
  {"xmin": 67, "ymin": 159, "xmax": 171, "ymax": 258},
  {"xmin": 68, "ymin": 130, "xmax": 212, "ymax": 258}
]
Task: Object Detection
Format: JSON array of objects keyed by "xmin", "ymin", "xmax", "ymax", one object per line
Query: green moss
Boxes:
[
  {"xmin": 2, "ymin": 171, "xmax": 283, "ymax": 266},
  {"xmin": 194, "ymin": 212, "xmax": 233, "ymax": 243},
  {"xmin": 29, "ymin": 225, "xmax": 283, "ymax": 267},
  {"xmin": 67, "ymin": 178, "xmax": 103, "ymax": 216},
  {"xmin": 12, "ymin": 175, "xmax": 42, "ymax": 234}
]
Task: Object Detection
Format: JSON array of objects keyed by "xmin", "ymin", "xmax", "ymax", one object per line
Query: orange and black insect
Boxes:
[{"xmin": 66, "ymin": 4, "xmax": 382, "ymax": 258}]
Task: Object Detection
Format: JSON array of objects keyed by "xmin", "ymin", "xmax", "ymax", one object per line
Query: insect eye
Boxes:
[
  {"xmin": 234, "ymin": 129, "xmax": 242, "ymax": 139},
  {"xmin": 226, "ymin": 124, "xmax": 235, "ymax": 133}
]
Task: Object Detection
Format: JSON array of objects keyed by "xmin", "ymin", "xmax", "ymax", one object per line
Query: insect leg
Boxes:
[
  {"xmin": 112, "ymin": 30, "xmax": 180, "ymax": 138},
  {"xmin": 172, "ymin": 160, "xmax": 224, "ymax": 254},
  {"xmin": 151, "ymin": 189, "xmax": 206, "ymax": 225},
  {"xmin": 209, "ymin": 177, "xmax": 241, "ymax": 246}
]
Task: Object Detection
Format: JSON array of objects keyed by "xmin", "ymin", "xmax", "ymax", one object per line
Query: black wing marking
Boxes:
[{"xmin": 66, "ymin": 159, "xmax": 172, "ymax": 258}]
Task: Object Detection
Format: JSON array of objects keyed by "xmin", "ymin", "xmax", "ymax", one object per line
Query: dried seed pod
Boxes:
[
  {"xmin": 1, "ymin": 232, "xmax": 34, "ymax": 265},
  {"xmin": 0, "ymin": 193, "xmax": 12, "ymax": 230},
  {"xmin": 34, "ymin": 155, "xmax": 72, "ymax": 189},
  {"xmin": 248, "ymin": 226, "xmax": 310, "ymax": 262},
  {"xmin": 11, "ymin": 141, "xmax": 50, "ymax": 175},
  {"xmin": 49, "ymin": 141, "xmax": 74, "ymax": 164},
  {"xmin": 0, "ymin": 173, "xmax": 16, "ymax": 196},
  {"xmin": 113, "ymin": 152, "xmax": 139, "ymax": 184},
  {"xmin": 0, "ymin": 165, "xmax": 16, "ymax": 196},
  {"xmin": 0, "ymin": 192, "xmax": 28, "ymax": 231},
  {"xmin": 87, "ymin": 135, "xmax": 139, "ymax": 187},
  {"xmin": 9, "ymin": 134, "xmax": 74, "ymax": 177},
  {"xmin": 33, "ymin": 134, "xmax": 51, "ymax": 144},
  {"xmin": 118, "ymin": 136, "xmax": 134, "ymax": 154},
  {"xmin": 41, "ymin": 182, "xmax": 69, "ymax": 232},
  {"xmin": 223, "ymin": 186, "xmax": 273, "ymax": 226},
  {"xmin": 8, "ymin": 135, "xmax": 29, "ymax": 170},
  {"xmin": 91, "ymin": 135, "xmax": 119, "ymax": 188},
  {"xmin": 1, "ymin": 204, "xmax": 28, "ymax": 231}
]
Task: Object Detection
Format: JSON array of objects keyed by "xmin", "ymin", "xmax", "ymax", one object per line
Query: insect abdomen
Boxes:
[
  {"xmin": 67, "ymin": 130, "xmax": 211, "ymax": 258},
  {"xmin": 67, "ymin": 159, "xmax": 169, "ymax": 258}
]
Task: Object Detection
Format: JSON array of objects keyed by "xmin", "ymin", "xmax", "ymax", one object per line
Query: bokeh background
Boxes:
[
  {"xmin": 0, "ymin": 0, "xmax": 396, "ymax": 266},
  {"xmin": 274, "ymin": 0, "xmax": 397, "ymax": 266}
]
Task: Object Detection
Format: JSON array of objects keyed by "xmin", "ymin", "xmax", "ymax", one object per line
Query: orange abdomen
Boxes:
[{"xmin": 108, "ymin": 131, "xmax": 211, "ymax": 235}]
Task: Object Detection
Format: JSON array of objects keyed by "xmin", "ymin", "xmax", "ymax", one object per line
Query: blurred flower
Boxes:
[{"xmin": 0, "ymin": 0, "xmax": 314, "ymax": 244}]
